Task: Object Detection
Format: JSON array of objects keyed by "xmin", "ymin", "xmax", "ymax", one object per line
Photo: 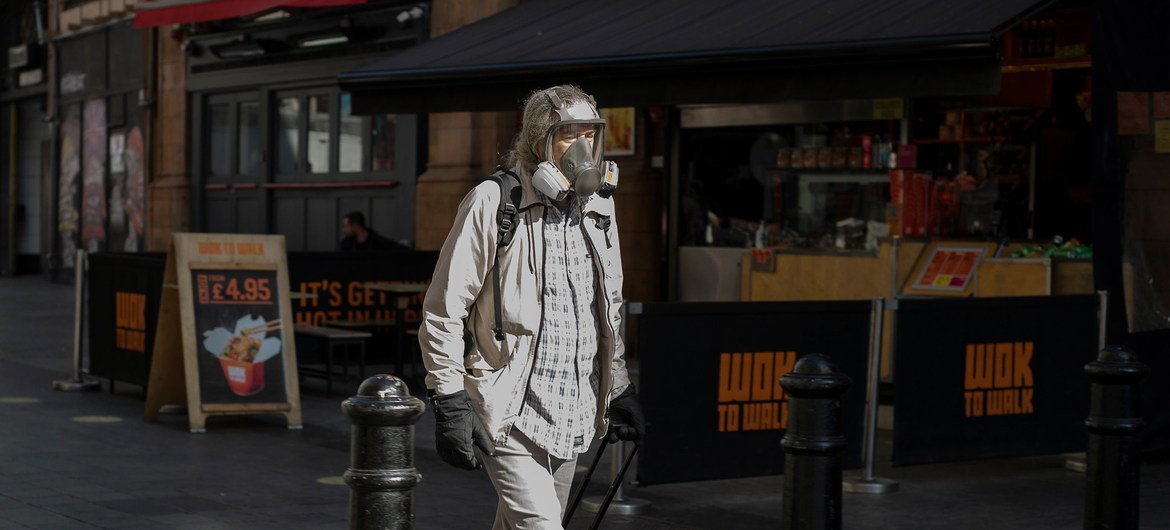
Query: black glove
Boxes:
[
  {"xmin": 606, "ymin": 385, "xmax": 646, "ymax": 443},
  {"xmin": 431, "ymin": 390, "xmax": 495, "ymax": 470}
]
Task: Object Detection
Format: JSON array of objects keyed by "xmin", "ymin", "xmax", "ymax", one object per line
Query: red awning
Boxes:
[{"xmin": 132, "ymin": 0, "xmax": 367, "ymax": 28}]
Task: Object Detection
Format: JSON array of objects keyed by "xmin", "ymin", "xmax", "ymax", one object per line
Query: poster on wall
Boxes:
[
  {"xmin": 602, "ymin": 107, "xmax": 635, "ymax": 156},
  {"xmin": 58, "ymin": 104, "xmax": 81, "ymax": 269},
  {"xmin": 106, "ymin": 127, "xmax": 145, "ymax": 252},
  {"xmin": 145, "ymin": 233, "xmax": 302, "ymax": 432},
  {"xmin": 108, "ymin": 131, "xmax": 127, "ymax": 250},
  {"xmin": 81, "ymin": 98, "xmax": 108, "ymax": 253},
  {"xmin": 124, "ymin": 127, "xmax": 146, "ymax": 252}
]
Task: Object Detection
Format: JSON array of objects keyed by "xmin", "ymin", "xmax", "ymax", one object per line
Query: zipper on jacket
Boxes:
[{"xmin": 579, "ymin": 217, "xmax": 620, "ymax": 414}]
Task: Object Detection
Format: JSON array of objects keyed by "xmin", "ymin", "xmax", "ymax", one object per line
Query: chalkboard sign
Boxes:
[{"xmin": 146, "ymin": 233, "xmax": 302, "ymax": 432}]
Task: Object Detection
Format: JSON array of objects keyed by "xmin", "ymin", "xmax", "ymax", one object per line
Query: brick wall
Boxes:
[{"xmin": 146, "ymin": 29, "xmax": 188, "ymax": 251}]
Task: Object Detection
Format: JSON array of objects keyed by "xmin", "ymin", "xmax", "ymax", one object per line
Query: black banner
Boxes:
[
  {"xmin": 87, "ymin": 253, "xmax": 167, "ymax": 386},
  {"xmin": 286, "ymin": 251, "xmax": 437, "ymax": 328},
  {"xmin": 636, "ymin": 301, "xmax": 870, "ymax": 485},
  {"xmin": 88, "ymin": 250, "xmax": 440, "ymax": 386},
  {"xmin": 892, "ymin": 295, "xmax": 1099, "ymax": 465}
]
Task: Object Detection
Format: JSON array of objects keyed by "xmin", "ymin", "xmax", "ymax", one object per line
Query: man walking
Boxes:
[{"xmin": 419, "ymin": 85, "xmax": 645, "ymax": 529}]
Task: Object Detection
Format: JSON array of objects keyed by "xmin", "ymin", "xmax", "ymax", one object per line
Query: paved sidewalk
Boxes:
[{"xmin": 1, "ymin": 275, "xmax": 1168, "ymax": 529}]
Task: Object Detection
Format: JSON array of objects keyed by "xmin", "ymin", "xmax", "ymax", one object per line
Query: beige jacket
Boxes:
[{"xmin": 419, "ymin": 166, "xmax": 631, "ymax": 445}]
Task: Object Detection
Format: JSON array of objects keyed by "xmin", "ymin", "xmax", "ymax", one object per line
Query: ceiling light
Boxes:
[{"xmin": 296, "ymin": 29, "xmax": 350, "ymax": 48}]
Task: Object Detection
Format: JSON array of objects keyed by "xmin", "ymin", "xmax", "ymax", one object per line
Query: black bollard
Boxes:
[
  {"xmin": 1084, "ymin": 345, "xmax": 1149, "ymax": 530},
  {"xmin": 342, "ymin": 374, "xmax": 426, "ymax": 530},
  {"xmin": 780, "ymin": 354, "xmax": 852, "ymax": 530}
]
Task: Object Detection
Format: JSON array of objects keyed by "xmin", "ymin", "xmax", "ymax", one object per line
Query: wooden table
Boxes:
[{"xmin": 361, "ymin": 282, "xmax": 427, "ymax": 379}]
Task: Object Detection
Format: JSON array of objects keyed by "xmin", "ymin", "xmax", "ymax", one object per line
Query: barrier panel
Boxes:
[
  {"xmin": 87, "ymin": 252, "xmax": 167, "ymax": 386},
  {"xmin": 892, "ymin": 295, "xmax": 1099, "ymax": 465},
  {"xmin": 286, "ymin": 251, "xmax": 437, "ymax": 333},
  {"xmin": 635, "ymin": 301, "xmax": 869, "ymax": 485},
  {"xmin": 87, "ymin": 251, "xmax": 439, "ymax": 386}
]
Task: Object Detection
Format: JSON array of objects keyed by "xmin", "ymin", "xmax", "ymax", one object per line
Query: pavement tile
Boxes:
[
  {"xmin": 0, "ymin": 508, "xmax": 87, "ymax": 528},
  {"xmin": 0, "ymin": 498, "xmax": 28, "ymax": 512},
  {"xmin": 93, "ymin": 499, "xmax": 180, "ymax": 517},
  {"xmin": 0, "ymin": 489, "xmax": 55, "ymax": 502},
  {"xmin": 143, "ymin": 513, "xmax": 228, "ymax": 529}
]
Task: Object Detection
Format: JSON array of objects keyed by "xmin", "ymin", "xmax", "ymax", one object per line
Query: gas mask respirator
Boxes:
[{"xmin": 530, "ymin": 90, "xmax": 619, "ymax": 201}]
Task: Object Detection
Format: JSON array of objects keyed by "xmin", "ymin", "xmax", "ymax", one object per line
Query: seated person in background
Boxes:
[{"xmin": 339, "ymin": 211, "xmax": 408, "ymax": 251}]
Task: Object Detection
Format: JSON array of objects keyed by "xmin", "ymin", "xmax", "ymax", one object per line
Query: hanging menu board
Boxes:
[{"xmin": 145, "ymin": 233, "xmax": 302, "ymax": 432}]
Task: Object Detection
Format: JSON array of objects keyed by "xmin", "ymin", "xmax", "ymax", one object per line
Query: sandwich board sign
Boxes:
[{"xmin": 145, "ymin": 233, "xmax": 302, "ymax": 432}]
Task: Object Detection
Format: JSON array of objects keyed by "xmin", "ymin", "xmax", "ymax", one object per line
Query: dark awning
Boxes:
[
  {"xmin": 340, "ymin": 0, "xmax": 1052, "ymax": 114},
  {"xmin": 133, "ymin": 0, "xmax": 367, "ymax": 28}
]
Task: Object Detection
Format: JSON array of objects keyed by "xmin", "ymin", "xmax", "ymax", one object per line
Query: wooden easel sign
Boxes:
[{"xmin": 146, "ymin": 233, "xmax": 302, "ymax": 432}]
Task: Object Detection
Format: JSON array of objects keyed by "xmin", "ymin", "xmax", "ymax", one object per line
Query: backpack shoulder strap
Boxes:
[
  {"xmin": 485, "ymin": 168, "xmax": 522, "ymax": 247},
  {"xmin": 484, "ymin": 167, "xmax": 521, "ymax": 341}
]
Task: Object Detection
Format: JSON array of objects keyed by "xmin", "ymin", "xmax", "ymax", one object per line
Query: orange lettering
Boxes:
[
  {"xmin": 1014, "ymin": 342, "xmax": 1034, "ymax": 387},
  {"xmin": 750, "ymin": 353, "xmax": 773, "ymax": 401},
  {"xmin": 994, "ymin": 343, "xmax": 1013, "ymax": 388},
  {"xmin": 719, "ymin": 353, "xmax": 751, "ymax": 403},
  {"xmin": 965, "ymin": 344, "xmax": 993, "ymax": 390}
]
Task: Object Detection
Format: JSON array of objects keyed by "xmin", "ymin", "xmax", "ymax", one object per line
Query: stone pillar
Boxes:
[
  {"xmin": 147, "ymin": 29, "xmax": 189, "ymax": 251},
  {"xmin": 413, "ymin": 0, "xmax": 518, "ymax": 251}
]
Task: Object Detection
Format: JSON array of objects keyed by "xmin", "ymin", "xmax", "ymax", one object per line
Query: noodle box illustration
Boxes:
[{"xmin": 201, "ymin": 315, "xmax": 282, "ymax": 396}]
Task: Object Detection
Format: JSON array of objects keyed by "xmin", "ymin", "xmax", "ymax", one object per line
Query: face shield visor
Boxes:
[{"xmin": 531, "ymin": 91, "xmax": 610, "ymax": 200}]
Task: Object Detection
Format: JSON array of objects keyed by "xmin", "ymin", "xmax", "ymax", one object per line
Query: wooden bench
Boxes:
[{"xmin": 294, "ymin": 325, "xmax": 373, "ymax": 395}]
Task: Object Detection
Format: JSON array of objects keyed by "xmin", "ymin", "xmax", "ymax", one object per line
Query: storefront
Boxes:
[
  {"xmin": 176, "ymin": 2, "xmax": 427, "ymax": 251},
  {"xmin": 53, "ymin": 20, "xmax": 149, "ymax": 270},
  {"xmin": 336, "ymin": 0, "xmax": 1170, "ymax": 466}
]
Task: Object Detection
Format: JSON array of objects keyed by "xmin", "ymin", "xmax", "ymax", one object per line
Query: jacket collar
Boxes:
[{"xmin": 512, "ymin": 165, "xmax": 543, "ymax": 211}]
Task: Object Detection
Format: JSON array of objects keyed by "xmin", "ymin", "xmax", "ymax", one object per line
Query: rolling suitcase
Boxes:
[{"xmin": 562, "ymin": 438, "xmax": 640, "ymax": 529}]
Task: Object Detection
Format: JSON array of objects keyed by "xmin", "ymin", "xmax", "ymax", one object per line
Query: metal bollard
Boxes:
[
  {"xmin": 1084, "ymin": 345, "xmax": 1149, "ymax": 530},
  {"xmin": 342, "ymin": 374, "xmax": 426, "ymax": 530},
  {"xmin": 780, "ymin": 354, "xmax": 852, "ymax": 530}
]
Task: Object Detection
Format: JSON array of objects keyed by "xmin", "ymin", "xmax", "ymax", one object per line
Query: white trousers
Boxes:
[{"xmin": 479, "ymin": 428, "xmax": 579, "ymax": 529}]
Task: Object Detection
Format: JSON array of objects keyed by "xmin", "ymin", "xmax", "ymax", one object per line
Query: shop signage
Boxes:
[
  {"xmin": 18, "ymin": 68, "xmax": 43, "ymax": 87},
  {"xmin": 60, "ymin": 71, "xmax": 85, "ymax": 95},
  {"xmin": 904, "ymin": 241, "xmax": 998, "ymax": 297},
  {"xmin": 145, "ymin": 233, "xmax": 302, "ymax": 432},
  {"xmin": 8, "ymin": 45, "xmax": 28, "ymax": 69},
  {"xmin": 892, "ymin": 295, "xmax": 1098, "ymax": 465},
  {"xmin": 872, "ymin": 98, "xmax": 904, "ymax": 120},
  {"xmin": 636, "ymin": 301, "xmax": 869, "ymax": 485},
  {"xmin": 1155, "ymin": 120, "xmax": 1170, "ymax": 154}
]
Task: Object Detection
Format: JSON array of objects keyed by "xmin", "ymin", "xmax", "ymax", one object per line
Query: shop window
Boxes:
[
  {"xmin": 679, "ymin": 123, "xmax": 896, "ymax": 249},
  {"xmin": 277, "ymin": 96, "xmax": 302, "ymax": 174},
  {"xmin": 339, "ymin": 94, "xmax": 364, "ymax": 173},
  {"xmin": 308, "ymin": 96, "xmax": 331, "ymax": 174},
  {"xmin": 372, "ymin": 114, "xmax": 396, "ymax": 172},
  {"xmin": 208, "ymin": 103, "xmax": 232, "ymax": 177},
  {"xmin": 238, "ymin": 102, "xmax": 261, "ymax": 176},
  {"xmin": 271, "ymin": 89, "xmax": 397, "ymax": 177}
]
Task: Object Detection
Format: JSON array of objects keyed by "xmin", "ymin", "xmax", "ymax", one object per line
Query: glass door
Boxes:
[{"xmin": 203, "ymin": 92, "xmax": 264, "ymax": 234}]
